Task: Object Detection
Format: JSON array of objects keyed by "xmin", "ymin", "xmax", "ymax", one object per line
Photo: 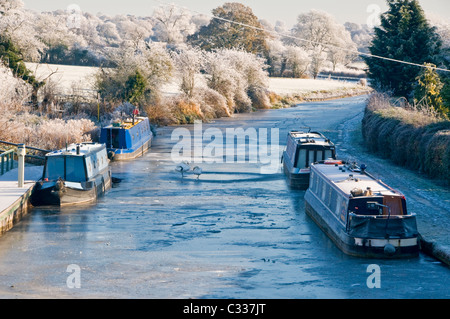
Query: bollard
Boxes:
[{"xmin": 17, "ymin": 144, "xmax": 25, "ymax": 188}]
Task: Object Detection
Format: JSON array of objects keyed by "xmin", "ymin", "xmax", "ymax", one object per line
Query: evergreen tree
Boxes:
[
  {"xmin": 125, "ymin": 70, "xmax": 147, "ymax": 105},
  {"xmin": 187, "ymin": 2, "xmax": 269, "ymax": 56},
  {"xmin": 364, "ymin": 0, "xmax": 442, "ymax": 98}
]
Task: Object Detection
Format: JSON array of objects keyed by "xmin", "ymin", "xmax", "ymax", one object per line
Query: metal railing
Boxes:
[
  {"xmin": 0, "ymin": 149, "xmax": 14, "ymax": 175},
  {"xmin": 0, "ymin": 140, "xmax": 49, "ymax": 154},
  {"xmin": 0, "ymin": 141, "xmax": 50, "ymax": 184}
]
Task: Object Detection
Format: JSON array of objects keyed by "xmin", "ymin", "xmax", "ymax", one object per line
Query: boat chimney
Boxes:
[
  {"xmin": 364, "ymin": 187, "xmax": 373, "ymax": 196},
  {"xmin": 76, "ymin": 144, "xmax": 80, "ymax": 155},
  {"xmin": 360, "ymin": 163, "xmax": 367, "ymax": 174}
]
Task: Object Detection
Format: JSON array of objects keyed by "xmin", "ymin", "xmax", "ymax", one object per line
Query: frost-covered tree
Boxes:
[
  {"xmin": 285, "ymin": 45, "xmax": 311, "ymax": 78},
  {"xmin": 96, "ymin": 42, "xmax": 173, "ymax": 105},
  {"xmin": 327, "ymin": 25, "xmax": 358, "ymax": 70},
  {"xmin": 344, "ymin": 22, "xmax": 373, "ymax": 55},
  {"xmin": 152, "ymin": 4, "xmax": 196, "ymax": 45},
  {"xmin": 291, "ymin": 10, "xmax": 356, "ymax": 77},
  {"xmin": 187, "ymin": 2, "xmax": 269, "ymax": 56},
  {"xmin": 204, "ymin": 48, "xmax": 269, "ymax": 112},
  {"xmin": 0, "ymin": 0, "xmax": 44, "ymax": 61},
  {"xmin": 309, "ymin": 48, "xmax": 328, "ymax": 79},
  {"xmin": 113, "ymin": 15, "xmax": 154, "ymax": 50},
  {"xmin": 97, "ymin": 21, "xmax": 122, "ymax": 46},
  {"xmin": 0, "ymin": 35, "xmax": 44, "ymax": 104},
  {"xmin": 171, "ymin": 46, "xmax": 205, "ymax": 98},
  {"xmin": 0, "ymin": 62, "xmax": 31, "ymax": 105},
  {"xmin": 266, "ymin": 38, "xmax": 286, "ymax": 76}
]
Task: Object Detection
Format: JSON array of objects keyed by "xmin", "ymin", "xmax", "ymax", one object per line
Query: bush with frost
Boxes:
[
  {"xmin": 204, "ymin": 48, "xmax": 269, "ymax": 113},
  {"xmin": 0, "ymin": 62, "xmax": 31, "ymax": 105}
]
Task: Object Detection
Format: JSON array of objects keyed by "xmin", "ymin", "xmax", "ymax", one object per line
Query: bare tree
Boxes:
[
  {"xmin": 171, "ymin": 46, "xmax": 205, "ymax": 98},
  {"xmin": 152, "ymin": 4, "xmax": 195, "ymax": 45}
]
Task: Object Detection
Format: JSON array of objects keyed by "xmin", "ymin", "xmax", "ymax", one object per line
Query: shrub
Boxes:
[
  {"xmin": 362, "ymin": 93, "xmax": 450, "ymax": 184},
  {"xmin": 192, "ymin": 87, "xmax": 230, "ymax": 119},
  {"xmin": 168, "ymin": 97, "xmax": 204, "ymax": 125},
  {"xmin": 143, "ymin": 100, "xmax": 176, "ymax": 126}
]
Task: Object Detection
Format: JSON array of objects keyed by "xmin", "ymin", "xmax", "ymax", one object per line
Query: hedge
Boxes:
[{"xmin": 362, "ymin": 94, "xmax": 450, "ymax": 184}]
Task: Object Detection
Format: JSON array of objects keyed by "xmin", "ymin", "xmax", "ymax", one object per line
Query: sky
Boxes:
[{"xmin": 22, "ymin": 0, "xmax": 449, "ymax": 27}]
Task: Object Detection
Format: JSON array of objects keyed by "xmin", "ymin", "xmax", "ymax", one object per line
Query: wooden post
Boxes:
[
  {"xmin": 97, "ymin": 92, "xmax": 100, "ymax": 122},
  {"xmin": 17, "ymin": 144, "xmax": 25, "ymax": 188}
]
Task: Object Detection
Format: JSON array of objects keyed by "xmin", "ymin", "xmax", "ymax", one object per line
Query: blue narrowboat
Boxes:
[
  {"xmin": 282, "ymin": 130, "xmax": 337, "ymax": 189},
  {"xmin": 30, "ymin": 142, "xmax": 111, "ymax": 206},
  {"xmin": 100, "ymin": 117, "xmax": 153, "ymax": 161},
  {"xmin": 304, "ymin": 161, "xmax": 419, "ymax": 258}
]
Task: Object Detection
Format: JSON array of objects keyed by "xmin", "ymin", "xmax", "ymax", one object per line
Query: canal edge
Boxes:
[
  {"xmin": 0, "ymin": 184, "xmax": 34, "ymax": 237},
  {"xmin": 419, "ymin": 234, "xmax": 450, "ymax": 267}
]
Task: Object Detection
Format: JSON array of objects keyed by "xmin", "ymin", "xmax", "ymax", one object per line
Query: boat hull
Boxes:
[
  {"xmin": 304, "ymin": 190, "xmax": 419, "ymax": 259},
  {"xmin": 31, "ymin": 170, "xmax": 111, "ymax": 207},
  {"xmin": 282, "ymin": 159, "xmax": 309, "ymax": 190},
  {"xmin": 109, "ymin": 136, "xmax": 152, "ymax": 161}
]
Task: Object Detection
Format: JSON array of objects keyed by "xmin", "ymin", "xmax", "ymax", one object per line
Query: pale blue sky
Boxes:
[{"xmin": 22, "ymin": 0, "xmax": 449, "ymax": 27}]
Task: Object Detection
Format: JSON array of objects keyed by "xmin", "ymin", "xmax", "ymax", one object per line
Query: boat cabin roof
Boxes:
[
  {"xmin": 312, "ymin": 163, "xmax": 402, "ymax": 197},
  {"xmin": 46, "ymin": 143, "xmax": 106, "ymax": 158},
  {"xmin": 105, "ymin": 117, "xmax": 148, "ymax": 130},
  {"xmin": 288, "ymin": 130, "xmax": 334, "ymax": 147}
]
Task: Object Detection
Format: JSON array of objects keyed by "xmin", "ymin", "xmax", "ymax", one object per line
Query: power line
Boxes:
[{"xmin": 152, "ymin": 0, "xmax": 450, "ymax": 73}]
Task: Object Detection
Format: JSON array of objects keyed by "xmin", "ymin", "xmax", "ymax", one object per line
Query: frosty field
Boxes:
[{"xmin": 25, "ymin": 62, "xmax": 364, "ymax": 97}]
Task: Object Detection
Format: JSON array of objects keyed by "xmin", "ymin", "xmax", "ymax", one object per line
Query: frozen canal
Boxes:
[{"xmin": 0, "ymin": 95, "xmax": 449, "ymax": 298}]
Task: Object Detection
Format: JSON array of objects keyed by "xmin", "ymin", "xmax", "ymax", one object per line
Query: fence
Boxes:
[
  {"xmin": 0, "ymin": 140, "xmax": 50, "ymax": 177},
  {"xmin": 0, "ymin": 149, "xmax": 14, "ymax": 175}
]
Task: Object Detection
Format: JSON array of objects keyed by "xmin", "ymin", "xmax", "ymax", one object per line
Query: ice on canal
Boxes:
[{"xmin": 0, "ymin": 96, "xmax": 449, "ymax": 299}]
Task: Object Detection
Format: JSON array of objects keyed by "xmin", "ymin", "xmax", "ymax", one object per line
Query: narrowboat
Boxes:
[
  {"xmin": 100, "ymin": 116, "xmax": 153, "ymax": 161},
  {"xmin": 282, "ymin": 130, "xmax": 337, "ymax": 189},
  {"xmin": 30, "ymin": 143, "xmax": 111, "ymax": 206},
  {"xmin": 304, "ymin": 161, "xmax": 419, "ymax": 259}
]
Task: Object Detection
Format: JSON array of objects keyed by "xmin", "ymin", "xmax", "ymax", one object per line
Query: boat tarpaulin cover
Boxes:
[{"xmin": 348, "ymin": 215, "xmax": 418, "ymax": 238}]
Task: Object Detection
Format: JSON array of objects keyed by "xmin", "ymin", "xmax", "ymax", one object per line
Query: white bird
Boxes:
[
  {"xmin": 192, "ymin": 166, "xmax": 202, "ymax": 179},
  {"xmin": 175, "ymin": 161, "xmax": 191, "ymax": 178}
]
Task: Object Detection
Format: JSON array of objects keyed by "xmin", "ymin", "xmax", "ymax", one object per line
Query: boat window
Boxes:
[
  {"xmin": 308, "ymin": 150, "xmax": 315, "ymax": 166},
  {"xmin": 296, "ymin": 149, "xmax": 307, "ymax": 168},
  {"xmin": 316, "ymin": 176, "xmax": 323, "ymax": 197},
  {"xmin": 329, "ymin": 188, "xmax": 338, "ymax": 214},
  {"xmin": 310, "ymin": 171, "xmax": 316, "ymax": 191},
  {"xmin": 107, "ymin": 129, "xmax": 120, "ymax": 149},
  {"xmin": 45, "ymin": 157, "xmax": 65, "ymax": 180},
  {"xmin": 321, "ymin": 182, "xmax": 327, "ymax": 202},
  {"xmin": 65, "ymin": 156, "xmax": 86, "ymax": 182},
  {"xmin": 325, "ymin": 149, "xmax": 333, "ymax": 160},
  {"xmin": 335, "ymin": 196, "xmax": 343, "ymax": 216},
  {"xmin": 348, "ymin": 197, "xmax": 383, "ymax": 215}
]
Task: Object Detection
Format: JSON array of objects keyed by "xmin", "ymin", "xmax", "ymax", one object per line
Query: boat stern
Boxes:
[{"xmin": 347, "ymin": 213, "xmax": 420, "ymax": 258}]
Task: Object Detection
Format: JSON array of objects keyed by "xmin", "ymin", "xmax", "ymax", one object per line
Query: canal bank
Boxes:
[
  {"xmin": 0, "ymin": 182, "xmax": 34, "ymax": 236},
  {"xmin": 335, "ymin": 101, "xmax": 450, "ymax": 267},
  {"xmin": 0, "ymin": 166, "xmax": 42, "ymax": 236},
  {"xmin": 419, "ymin": 236, "xmax": 450, "ymax": 267}
]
